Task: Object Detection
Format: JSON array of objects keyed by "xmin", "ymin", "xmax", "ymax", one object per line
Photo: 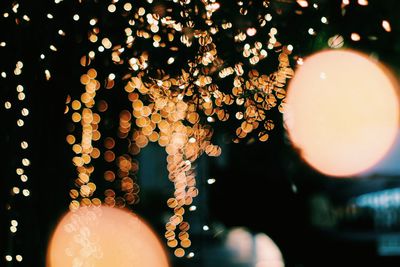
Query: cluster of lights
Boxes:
[
  {"xmin": 0, "ymin": 2, "xmax": 38, "ymax": 263},
  {"xmin": 64, "ymin": 0, "xmax": 396, "ymax": 258},
  {"xmin": 1, "ymin": 0, "xmax": 396, "ymax": 263},
  {"xmin": 3, "ymin": 65, "xmax": 31, "ymax": 264},
  {"xmin": 61, "ymin": 0, "xmax": 294, "ymax": 256},
  {"xmin": 66, "ymin": 67, "xmax": 102, "ymax": 210}
]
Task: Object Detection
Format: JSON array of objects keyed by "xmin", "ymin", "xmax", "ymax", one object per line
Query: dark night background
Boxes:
[{"xmin": 2, "ymin": 0, "xmax": 400, "ymax": 266}]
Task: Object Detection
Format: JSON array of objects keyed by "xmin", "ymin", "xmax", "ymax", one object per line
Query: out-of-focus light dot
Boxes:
[
  {"xmin": 207, "ymin": 116, "xmax": 214, "ymax": 122},
  {"xmin": 187, "ymin": 252, "xmax": 195, "ymax": 258},
  {"xmin": 17, "ymin": 119, "xmax": 24, "ymax": 127},
  {"xmin": 285, "ymin": 50, "xmax": 399, "ymax": 177},
  {"xmin": 108, "ymin": 73, "xmax": 115, "ymax": 80},
  {"xmin": 203, "ymin": 225, "xmax": 209, "ymax": 231},
  {"xmin": 73, "ymin": 14, "xmax": 79, "ymax": 21},
  {"xmin": 189, "ymin": 137, "xmax": 196, "ymax": 143},
  {"xmin": 207, "ymin": 178, "xmax": 216, "ymax": 184},
  {"xmin": 5, "ymin": 255, "xmax": 12, "ymax": 262},
  {"xmin": 47, "ymin": 13, "xmax": 53, "ymax": 19},
  {"xmin": 270, "ymin": 27, "xmax": 277, "ymax": 35},
  {"xmin": 351, "ymin": 32, "xmax": 361, "ymax": 41},
  {"xmin": 10, "ymin": 226, "xmax": 17, "ymax": 233},
  {"xmin": 48, "ymin": 206, "xmax": 169, "ymax": 267},
  {"xmin": 18, "ymin": 92, "xmax": 25, "ymax": 100},
  {"xmin": 265, "ymin": 13, "xmax": 272, "ymax": 21},
  {"xmin": 45, "ymin": 69, "xmax": 51, "ymax": 80},
  {"xmin": 21, "ymin": 141, "xmax": 28, "ymax": 149},
  {"xmin": 58, "ymin": 29, "xmax": 65, "ymax": 36},
  {"xmin": 11, "ymin": 220, "xmax": 18, "ymax": 226},
  {"xmin": 22, "ymin": 15, "xmax": 30, "ymax": 21},
  {"xmin": 358, "ymin": 0, "xmax": 368, "ymax": 6},
  {"xmin": 313, "ymin": 3, "xmax": 318, "ymax": 8},
  {"xmin": 4, "ymin": 13, "xmax": 9, "ymax": 18},
  {"xmin": 22, "ymin": 158, "xmax": 30, "ymax": 166},
  {"xmin": 382, "ymin": 20, "xmax": 391, "ymax": 32},
  {"xmin": 267, "ymin": 43, "xmax": 274, "ymax": 50},
  {"xmin": 321, "ymin": 17, "xmax": 328, "ymax": 24},
  {"xmin": 246, "ymin": 27, "xmax": 257, "ymax": 36},
  {"xmin": 342, "ymin": 0, "xmax": 350, "ymax": 5},
  {"xmin": 22, "ymin": 189, "xmax": 30, "ymax": 196},
  {"xmin": 55, "ymin": 0, "xmax": 63, "ymax": 3},
  {"xmin": 287, "ymin": 44, "xmax": 293, "ymax": 51},
  {"xmin": 40, "ymin": 54, "xmax": 45, "ymax": 59},
  {"xmin": 71, "ymin": 100, "xmax": 81, "ymax": 110},
  {"xmin": 297, "ymin": 57, "xmax": 304, "ymax": 65},
  {"xmin": 5, "ymin": 101, "xmax": 11, "ymax": 109},
  {"xmin": 108, "ymin": 4, "xmax": 116, "ymax": 13},
  {"xmin": 21, "ymin": 108, "xmax": 29, "ymax": 116},
  {"xmin": 328, "ymin": 34, "xmax": 344, "ymax": 48},
  {"xmin": 167, "ymin": 57, "xmax": 175, "ymax": 64},
  {"xmin": 89, "ymin": 18, "xmax": 97, "ymax": 26},
  {"xmin": 308, "ymin": 28, "xmax": 315, "ymax": 35},
  {"xmin": 21, "ymin": 175, "xmax": 28, "ymax": 182},
  {"xmin": 89, "ymin": 51, "xmax": 95, "ymax": 58},
  {"xmin": 138, "ymin": 7, "xmax": 146, "ymax": 16},
  {"xmin": 260, "ymin": 49, "xmax": 267, "ymax": 57},
  {"xmin": 16, "ymin": 85, "xmax": 24, "ymax": 92},
  {"xmin": 0, "ymin": 42, "xmax": 6, "ymax": 47},
  {"xmin": 189, "ymin": 205, "xmax": 197, "ymax": 211},
  {"xmin": 13, "ymin": 187, "xmax": 20, "ymax": 194},
  {"xmin": 89, "ymin": 35, "xmax": 98, "ymax": 44},
  {"xmin": 153, "ymin": 42, "xmax": 159, "ymax": 47},
  {"xmin": 1, "ymin": 72, "xmax": 6, "ymax": 78},
  {"xmin": 16, "ymin": 255, "xmax": 22, "ymax": 262},
  {"xmin": 98, "ymin": 46, "xmax": 105, "ymax": 52},
  {"xmin": 50, "ymin": 45, "xmax": 57, "ymax": 51},
  {"xmin": 12, "ymin": 4, "xmax": 19, "ymax": 12},
  {"xmin": 124, "ymin": 3, "xmax": 132, "ymax": 11},
  {"xmin": 296, "ymin": 0, "xmax": 308, "ymax": 8},
  {"xmin": 16, "ymin": 168, "xmax": 24, "ymax": 175},
  {"xmin": 14, "ymin": 69, "xmax": 22, "ymax": 76},
  {"xmin": 150, "ymin": 25, "xmax": 159, "ymax": 33}
]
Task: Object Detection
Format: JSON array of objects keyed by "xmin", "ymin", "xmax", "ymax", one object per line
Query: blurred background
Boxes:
[{"xmin": 2, "ymin": 0, "xmax": 400, "ymax": 266}]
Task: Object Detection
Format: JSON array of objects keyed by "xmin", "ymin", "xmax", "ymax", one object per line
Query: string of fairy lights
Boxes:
[
  {"xmin": 1, "ymin": 0, "xmax": 67, "ymax": 264},
  {"xmin": 1, "ymin": 1, "xmax": 32, "ymax": 264},
  {"xmin": 3, "ymin": 66, "xmax": 30, "ymax": 265},
  {"xmin": 2, "ymin": 0, "xmax": 398, "ymax": 264},
  {"xmin": 60, "ymin": 0, "xmax": 294, "ymax": 258},
  {"xmin": 3, "ymin": 0, "xmax": 292, "ymax": 261},
  {"xmin": 63, "ymin": 0, "xmax": 395, "ymax": 258}
]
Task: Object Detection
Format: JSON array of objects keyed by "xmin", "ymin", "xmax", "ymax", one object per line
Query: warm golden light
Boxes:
[
  {"xmin": 285, "ymin": 50, "xmax": 399, "ymax": 177},
  {"xmin": 47, "ymin": 206, "xmax": 170, "ymax": 267}
]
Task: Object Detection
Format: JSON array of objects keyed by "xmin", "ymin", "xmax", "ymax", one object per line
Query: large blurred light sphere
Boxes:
[
  {"xmin": 285, "ymin": 50, "xmax": 399, "ymax": 177},
  {"xmin": 47, "ymin": 206, "xmax": 169, "ymax": 267}
]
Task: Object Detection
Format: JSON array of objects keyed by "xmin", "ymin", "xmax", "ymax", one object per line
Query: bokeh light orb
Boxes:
[
  {"xmin": 285, "ymin": 50, "xmax": 399, "ymax": 177},
  {"xmin": 47, "ymin": 206, "xmax": 170, "ymax": 267}
]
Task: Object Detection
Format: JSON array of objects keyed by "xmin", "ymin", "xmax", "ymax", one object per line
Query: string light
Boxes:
[
  {"xmin": 1, "ymin": 0, "xmax": 396, "ymax": 263},
  {"xmin": 2, "ymin": 13, "xmax": 32, "ymax": 257},
  {"xmin": 61, "ymin": 0, "xmax": 293, "ymax": 257}
]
